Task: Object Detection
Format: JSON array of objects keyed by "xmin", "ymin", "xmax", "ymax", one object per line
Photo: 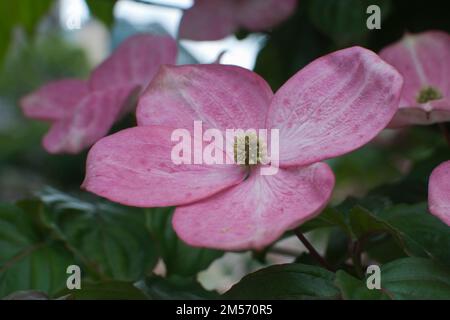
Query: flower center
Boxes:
[
  {"xmin": 233, "ymin": 132, "xmax": 266, "ymax": 166},
  {"xmin": 417, "ymin": 86, "xmax": 442, "ymax": 104}
]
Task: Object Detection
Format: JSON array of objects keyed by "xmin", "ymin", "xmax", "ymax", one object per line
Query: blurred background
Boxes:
[{"xmin": 0, "ymin": 0, "xmax": 449, "ymax": 299}]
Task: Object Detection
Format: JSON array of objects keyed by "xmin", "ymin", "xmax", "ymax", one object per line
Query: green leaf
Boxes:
[
  {"xmin": 334, "ymin": 258, "xmax": 450, "ymax": 300},
  {"xmin": 3, "ymin": 290, "xmax": 50, "ymax": 300},
  {"xmin": 0, "ymin": 202, "xmax": 75, "ymax": 298},
  {"xmin": 254, "ymin": 3, "xmax": 329, "ymax": 91},
  {"xmin": 335, "ymin": 270, "xmax": 389, "ymax": 300},
  {"xmin": 58, "ymin": 281, "xmax": 148, "ymax": 300},
  {"xmin": 136, "ymin": 275, "xmax": 218, "ymax": 300},
  {"xmin": 33, "ymin": 188, "xmax": 158, "ymax": 282},
  {"xmin": 368, "ymin": 136, "xmax": 449, "ymax": 205},
  {"xmin": 86, "ymin": 0, "xmax": 117, "ymax": 28},
  {"xmin": 365, "ymin": 235, "xmax": 407, "ymax": 264},
  {"xmin": 329, "ymin": 145, "xmax": 402, "ymax": 199},
  {"xmin": 224, "ymin": 263, "xmax": 340, "ymax": 299},
  {"xmin": 324, "ymin": 228, "xmax": 351, "ymax": 268},
  {"xmin": 300, "ymin": 198, "xmax": 450, "ymax": 267},
  {"xmin": 300, "ymin": 207, "xmax": 351, "ymax": 234},
  {"xmin": 376, "ymin": 203, "xmax": 450, "ymax": 267},
  {"xmin": 307, "ymin": 0, "xmax": 392, "ymax": 46},
  {"xmin": 381, "ymin": 257, "xmax": 450, "ymax": 299},
  {"xmin": 300, "ymin": 196, "xmax": 390, "ymax": 237},
  {"xmin": 305, "ymin": 196, "xmax": 450, "ymax": 267},
  {"xmin": 348, "ymin": 206, "xmax": 388, "ymax": 239},
  {"xmin": 146, "ymin": 208, "xmax": 222, "ymax": 277},
  {"xmin": 332, "ymin": 202, "xmax": 450, "ymax": 266}
]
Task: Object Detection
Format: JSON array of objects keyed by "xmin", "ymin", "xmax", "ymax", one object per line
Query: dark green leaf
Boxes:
[
  {"xmin": 3, "ymin": 290, "xmax": 50, "ymax": 300},
  {"xmin": 369, "ymin": 135, "xmax": 449, "ymax": 205},
  {"xmin": 35, "ymin": 188, "xmax": 158, "ymax": 281},
  {"xmin": 136, "ymin": 275, "xmax": 218, "ymax": 300},
  {"xmin": 365, "ymin": 234, "xmax": 407, "ymax": 264},
  {"xmin": 300, "ymin": 196, "xmax": 390, "ymax": 237},
  {"xmin": 330, "ymin": 201, "xmax": 450, "ymax": 266},
  {"xmin": 333, "ymin": 258, "xmax": 450, "ymax": 300},
  {"xmin": 348, "ymin": 206, "xmax": 388, "ymax": 239},
  {"xmin": 225, "ymin": 263, "xmax": 339, "ymax": 299},
  {"xmin": 13, "ymin": 188, "xmax": 158, "ymax": 283},
  {"xmin": 300, "ymin": 207, "xmax": 350, "ymax": 234},
  {"xmin": 86, "ymin": 0, "xmax": 117, "ymax": 28},
  {"xmin": 300, "ymin": 197, "xmax": 450, "ymax": 267},
  {"xmin": 381, "ymin": 257, "xmax": 450, "ymax": 299},
  {"xmin": 0, "ymin": 202, "xmax": 75, "ymax": 298},
  {"xmin": 146, "ymin": 208, "xmax": 222, "ymax": 277},
  {"xmin": 58, "ymin": 281, "xmax": 147, "ymax": 300},
  {"xmin": 329, "ymin": 145, "xmax": 401, "ymax": 199},
  {"xmin": 307, "ymin": 0, "xmax": 392, "ymax": 46},
  {"xmin": 335, "ymin": 270, "xmax": 389, "ymax": 300},
  {"xmin": 377, "ymin": 203, "xmax": 450, "ymax": 266},
  {"xmin": 254, "ymin": 3, "xmax": 329, "ymax": 90},
  {"xmin": 324, "ymin": 228, "xmax": 350, "ymax": 268}
]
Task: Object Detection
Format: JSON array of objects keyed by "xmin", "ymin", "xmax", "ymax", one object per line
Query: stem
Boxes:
[
  {"xmin": 294, "ymin": 228, "xmax": 334, "ymax": 271},
  {"xmin": 351, "ymin": 241, "xmax": 364, "ymax": 278},
  {"xmin": 131, "ymin": 0, "xmax": 187, "ymax": 10},
  {"xmin": 350, "ymin": 231, "xmax": 385, "ymax": 279},
  {"xmin": 269, "ymin": 247, "xmax": 301, "ymax": 257}
]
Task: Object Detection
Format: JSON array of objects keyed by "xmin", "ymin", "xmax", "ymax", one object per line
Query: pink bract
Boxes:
[
  {"xmin": 20, "ymin": 34, "xmax": 177, "ymax": 154},
  {"xmin": 428, "ymin": 161, "xmax": 450, "ymax": 226},
  {"xmin": 379, "ymin": 31, "xmax": 450, "ymax": 127},
  {"xmin": 178, "ymin": 0, "xmax": 298, "ymax": 41},
  {"xmin": 84, "ymin": 46, "xmax": 403, "ymax": 250}
]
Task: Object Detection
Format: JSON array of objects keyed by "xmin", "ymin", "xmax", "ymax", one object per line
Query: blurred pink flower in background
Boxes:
[
  {"xmin": 20, "ymin": 34, "xmax": 177, "ymax": 154},
  {"xmin": 179, "ymin": 0, "xmax": 298, "ymax": 41},
  {"xmin": 379, "ymin": 31, "xmax": 450, "ymax": 127},
  {"xmin": 428, "ymin": 160, "xmax": 450, "ymax": 226},
  {"xmin": 83, "ymin": 46, "xmax": 402, "ymax": 250}
]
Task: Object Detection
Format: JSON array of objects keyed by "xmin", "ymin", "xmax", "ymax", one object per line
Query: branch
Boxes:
[
  {"xmin": 269, "ymin": 247, "xmax": 301, "ymax": 257},
  {"xmin": 294, "ymin": 228, "xmax": 334, "ymax": 271}
]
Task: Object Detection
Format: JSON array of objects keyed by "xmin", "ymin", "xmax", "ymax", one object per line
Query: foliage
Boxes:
[
  {"xmin": 0, "ymin": 0, "xmax": 53, "ymax": 64},
  {"xmin": 86, "ymin": 0, "xmax": 117, "ymax": 28}
]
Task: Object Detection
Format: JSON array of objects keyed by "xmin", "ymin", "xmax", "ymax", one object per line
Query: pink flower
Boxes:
[
  {"xmin": 20, "ymin": 34, "xmax": 177, "ymax": 154},
  {"xmin": 179, "ymin": 0, "xmax": 298, "ymax": 41},
  {"xmin": 83, "ymin": 47, "xmax": 402, "ymax": 250},
  {"xmin": 428, "ymin": 161, "xmax": 450, "ymax": 226},
  {"xmin": 379, "ymin": 31, "xmax": 450, "ymax": 127}
]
